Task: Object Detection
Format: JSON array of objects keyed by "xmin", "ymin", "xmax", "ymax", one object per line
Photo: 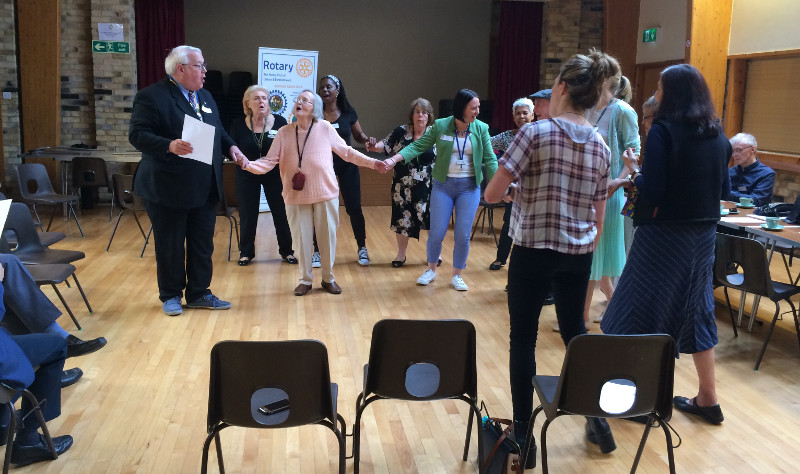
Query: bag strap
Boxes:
[{"xmin": 482, "ymin": 423, "xmax": 514, "ymax": 471}]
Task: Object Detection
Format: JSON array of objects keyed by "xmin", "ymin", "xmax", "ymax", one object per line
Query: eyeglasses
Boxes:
[
  {"xmin": 733, "ymin": 145, "xmax": 754, "ymax": 154},
  {"xmin": 294, "ymin": 97, "xmax": 314, "ymax": 105},
  {"xmin": 182, "ymin": 63, "xmax": 207, "ymax": 71}
]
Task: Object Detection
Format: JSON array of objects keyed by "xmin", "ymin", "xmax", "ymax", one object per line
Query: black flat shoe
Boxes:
[
  {"xmin": 437, "ymin": 258, "xmax": 442, "ymax": 267},
  {"xmin": 673, "ymin": 396, "xmax": 724, "ymax": 424},
  {"xmin": 66, "ymin": 334, "xmax": 107, "ymax": 359},
  {"xmin": 391, "ymin": 257, "xmax": 406, "ymax": 268},
  {"xmin": 61, "ymin": 368, "xmax": 83, "ymax": 388},
  {"xmin": 489, "ymin": 261, "xmax": 504, "ymax": 270},
  {"xmin": 11, "ymin": 434, "xmax": 73, "ymax": 466},
  {"xmin": 282, "ymin": 255, "xmax": 298, "ymax": 264},
  {"xmin": 237, "ymin": 257, "xmax": 251, "ymax": 266}
]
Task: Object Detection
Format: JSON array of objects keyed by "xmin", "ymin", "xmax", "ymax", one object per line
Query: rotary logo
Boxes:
[
  {"xmin": 295, "ymin": 58, "xmax": 313, "ymax": 78},
  {"xmin": 269, "ymin": 90, "xmax": 287, "ymax": 114}
]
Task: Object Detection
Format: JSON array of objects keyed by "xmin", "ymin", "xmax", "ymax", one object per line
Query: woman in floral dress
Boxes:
[{"xmin": 367, "ymin": 98, "xmax": 435, "ymax": 267}]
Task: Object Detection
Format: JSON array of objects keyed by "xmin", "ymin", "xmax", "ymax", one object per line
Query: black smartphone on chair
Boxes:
[{"xmin": 258, "ymin": 398, "xmax": 290, "ymax": 416}]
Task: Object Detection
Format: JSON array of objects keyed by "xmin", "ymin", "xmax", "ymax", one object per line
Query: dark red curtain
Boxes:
[
  {"xmin": 491, "ymin": 1, "xmax": 543, "ymax": 132},
  {"xmin": 134, "ymin": 0, "xmax": 185, "ymax": 90}
]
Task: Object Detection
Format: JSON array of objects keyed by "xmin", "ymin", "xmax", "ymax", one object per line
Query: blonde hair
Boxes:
[
  {"xmin": 616, "ymin": 76, "xmax": 632, "ymax": 104},
  {"xmin": 557, "ymin": 48, "xmax": 619, "ymax": 110},
  {"xmin": 242, "ymin": 85, "xmax": 270, "ymax": 117}
]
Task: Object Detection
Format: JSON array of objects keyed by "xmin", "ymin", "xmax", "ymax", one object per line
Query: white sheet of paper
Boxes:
[
  {"xmin": 181, "ymin": 114, "xmax": 215, "ymax": 165},
  {"xmin": 0, "ymin": 199, "xmax": 10, "ymax": 231}
]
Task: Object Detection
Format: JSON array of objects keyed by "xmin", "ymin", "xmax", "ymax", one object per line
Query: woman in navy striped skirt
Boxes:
[{"xmin": 601, "ymin": 64, "xmax": 732, "ymax": 425}]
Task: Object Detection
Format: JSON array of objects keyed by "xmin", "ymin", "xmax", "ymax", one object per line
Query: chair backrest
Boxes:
[
  {"xmin": 714, "ymin": 233, "xmax": 771, "ymax": 297},
  {"xmin": 363, "ymin": 319, "xmax": 477, "ymax": 401},
  {"xmin": 16, "ymin": 163, "xmax": 57, "ymax": 198},
  {"xmin": 111, "ymin": 174, "xmax": 145, "ymax": 211},
  {"xmin": 552, "ymin": 334, "xmax": 675, "ymax": 420},
  {"xmin": 207, "ymin": 340, "xmax": 336, "ymax": 431},
  {"xmin": 72, "ymin": 157, "xmax": 109, "ymax": 188},
  {"xmin": 221, "ymin": 161, "xmax": 238, "ymax": 209},
  {"xmin": 2, "ymin": 203, "xmax": 46, "ymax": 254}
]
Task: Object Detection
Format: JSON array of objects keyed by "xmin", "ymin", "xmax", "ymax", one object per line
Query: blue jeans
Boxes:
[{"xmin": 427, "ymin": 177, "xmax": 480, "ymax": 269}]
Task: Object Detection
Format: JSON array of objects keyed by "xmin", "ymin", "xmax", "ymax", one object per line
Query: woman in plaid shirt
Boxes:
[{"xmin": 486, "ymin": 49, "xmax": 615, "ymax": 464}]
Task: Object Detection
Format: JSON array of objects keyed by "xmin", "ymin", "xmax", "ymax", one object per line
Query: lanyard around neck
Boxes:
[
  {"xmin": 593, "ymin": 98, "xmax": 616, "ymax": 127},
  {"xmin": 249, "ymin": 115, "xmax": 269, "ymax": 153},
  {"xmin": 454, "ymin": 124, "xmax": 470, "ymax": 167},
  {"xmin": 295, "ymin": 122, "xmax": 314, "ymax": 168}
]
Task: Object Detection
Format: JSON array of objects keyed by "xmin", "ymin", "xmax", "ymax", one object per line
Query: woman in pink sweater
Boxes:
[{"xmin": 241, "ymin": 89, "xmax": 385, "ymax": 296}]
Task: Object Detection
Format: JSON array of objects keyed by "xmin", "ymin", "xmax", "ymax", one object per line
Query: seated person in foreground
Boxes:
[
  {"xmin": 726, "ymin": 133, "xmax": 775, "ymax": 206},
  {"xmin": 1, "ymin": 301, "xmax": 74, "ymax": 465}
]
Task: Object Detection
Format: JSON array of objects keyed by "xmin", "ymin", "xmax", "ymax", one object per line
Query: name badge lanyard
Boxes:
[
  {"xmin": 250, "ymin": 116, "xmax": 269, "ymax": 155},
  {"xmin": 454, "ymin": 125, "xmax": 470, "ymax": 169},
  {"xmin": 295, "ymin": 122, "xmax": 314, "ymax": 169}
]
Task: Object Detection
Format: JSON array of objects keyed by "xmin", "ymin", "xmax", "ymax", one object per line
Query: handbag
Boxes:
[{"xmin": 479, "ymin": 402, "xmax": 521, "ymax": 474}]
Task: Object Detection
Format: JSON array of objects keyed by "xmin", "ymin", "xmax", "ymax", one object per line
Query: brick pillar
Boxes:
[
  {"xmin": 0, "ymin": 1, "xmax": 21, "ymax": 185},
  {"xmin": 540, "ymin": 0, "xmax": 604, "ymax": 91},
  {"xmin": 62, "ymin": 0, "xmax": 97, "ymax": 148}
]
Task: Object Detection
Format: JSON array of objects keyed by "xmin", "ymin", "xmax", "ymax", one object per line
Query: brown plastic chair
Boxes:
[
  {"xmin": 201, "ymin": 340, "xmax": 346, "ymax": 474},
  {"xmin": 107, "ymin": 174, "xmax": 151, "ymax": 257},
  {"xmin": 15, "ymin": 163, "xmax": 84, "ymax": 238},
  {"xmin": 72, "ymin": 156, "xmax": 114, "ymax": 221},
  {"xmin": 1, "ymin": 383, "xmax": 59, "ymax": 473},
  {"xmin": 522, "ymin": 334, "xmax": 677, "ymax": 473},
  {"xmin": 352, "ymin": 319, "xmax": 482, "ymax": 474},
  {"xmin": 714, "ymin": 233, "xmax": 800, "ymax": 370}
]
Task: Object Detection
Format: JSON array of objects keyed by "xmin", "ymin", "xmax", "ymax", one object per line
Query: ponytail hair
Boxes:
[{"xmin": 556, "ymin": 48, "xmax": 619, "ymax": 110}]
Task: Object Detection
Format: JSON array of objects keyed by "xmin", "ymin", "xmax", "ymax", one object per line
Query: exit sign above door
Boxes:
[{"xmin": 643, "ymin": 27, "xmax": 658, "ymax": 43}]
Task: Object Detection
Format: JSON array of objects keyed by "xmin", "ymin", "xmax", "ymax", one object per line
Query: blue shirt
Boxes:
[{"xmin": 727, "ymin": 159, "xmax": 775, "ymax": 206}]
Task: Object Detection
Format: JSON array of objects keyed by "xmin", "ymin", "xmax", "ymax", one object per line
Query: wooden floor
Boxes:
[{"xmin": 7, "ymin": 205, "xmax": 800, "ymax": 473}]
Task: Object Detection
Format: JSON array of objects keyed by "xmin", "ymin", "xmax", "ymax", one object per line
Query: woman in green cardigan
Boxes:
[{"xmin": 384, "ymin": 89, "xmax": 497, "ymax": 291}]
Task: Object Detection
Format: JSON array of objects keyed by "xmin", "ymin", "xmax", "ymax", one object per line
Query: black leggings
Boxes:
[{"xmin": 314, "ymin": 155, "xmax": 367, "ymax": 251}]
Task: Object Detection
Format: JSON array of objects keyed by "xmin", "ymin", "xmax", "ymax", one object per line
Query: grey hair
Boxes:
[
  {"xmin": 511, "ymin": 97, "xmax": 534, "ymax": 115},
  {"xmin": 730, "ymin": 133, "xmax": 757, "ymax": 149},
  {"xmin": 165, "ymin": 45, "xmax": 202, "ymax": 76},
  {"xmin": 642, "ymin": 95, "xmax": 658, "ymax": 115},
  {"xmin": 300, "ymin": 89, "xmax": 324, "ymax": 121}
]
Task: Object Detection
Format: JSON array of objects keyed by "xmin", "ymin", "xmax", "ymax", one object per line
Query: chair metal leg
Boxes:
[
  {"xmin": 722, "ymin": 287, "xmax": 738, "ymax": 338},
  {"xmin": 106, "ymin": 210, "xmax": 125, "ymax": 251},
  {"xmin": 540, "ymin": 418, "xmax": 552, "ymax": 474},
  {"xmin": 487, "ymin": 207, "xmax": 498, "ymax": 246},
  {"xmin": 749, "ymin": 295, "xmax": 762, "ymax": 332},
  {"xmin": 20, "ymin": 390, "xmax": 57, "ymax": 459},
  {"xmin": 737, "ymin": 290, "xmax": 746, "ymax": 327},
  {"xmin": 30, "ymin": 204, "xmax": 44, "ymax": 231},
  {"xmin": 521, "ymin": 405, "xmax": 543, "ymax": 471},
  {"xmin": 352, "ymin": 403, "xmax": 365, "ymax": 474},
  {"xmin": 786, "ymin": 299, "xmax": 800, "ymax": 358},
  {"xmin": 50, "ymin": 284, "xmax": 81, "ymax": 330},
  {"xmin": 71, "ymin": 273, "xmax": 93, "ymax": 314},
  {"xmin": 754, "ymin": 302, "xmax": 782, "ymax": 370},
  {"xmin": 3, "ymin": 401, "xmax": 16, "ymax": 474},
  {"xmin": 461, "ymin": 402, "xmax": 478, "ymax": 461},
  {"xmin": 140, "ymin": 226, "xmax": 153, "ymax": 258},
  {"xmin": 227, "ymin": 216, "xmax": 233, "ymax": 262},
  {"xmin": 630, "ymin": 418, "xmax": 653, "ymax": 473},
  {"xmin": 660, "ymin": 416, "xmax": 677, "ymax": 474},
  {"xmin": 470, "ymin": 207, "xmax": 487, "ymax": 241},
  {"xmin": 46, "ymin": 205, "xmax": 58, "ymax": 232},
  {"xmin": 67, "ymin": 203, "xmax": 85, "ymax": 238},
  {"xmin": 201, "ymin": 425, "xmax": 224, "ymax": 474}
]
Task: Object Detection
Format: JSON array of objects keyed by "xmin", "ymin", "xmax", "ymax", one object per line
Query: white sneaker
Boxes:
[
  {"xmin": 357, "ymin": 247, "xmax": 370, "ymax": 266},
  {"xmin": 312, "ymin": 252, "xmax": 321, "ymax": 268},
  {"xmin": 450, "ymin": 275, "xmax": 468, "ymax": 291},
  {"xmin": 417, "ymin": 269, "xmax": 436, "ymax": 285}
]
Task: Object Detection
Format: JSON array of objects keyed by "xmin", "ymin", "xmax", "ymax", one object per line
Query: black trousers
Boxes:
[
  {"xmin": 144, "ymin": 194, "xmax": 217, "ymax": 303},
  {"xmin": 507, "ymin": 246, "xmax": 591, "ymax": 426},
  {"xmin": 495, "ymin": 201, "xmax": 513, "ymax": 264},
  {"xmin": 234, "ymin": 166, "xmax": 293, "ymax": 259},
  {"xmin": 333, "ymin": 155, "xmax": 366, "ymax": 248}
]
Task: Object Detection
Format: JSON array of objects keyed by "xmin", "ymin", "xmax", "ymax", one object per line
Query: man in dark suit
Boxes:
[{"xmin": 129, "ymin": 45, "xmax": 245, "ymax": 316}]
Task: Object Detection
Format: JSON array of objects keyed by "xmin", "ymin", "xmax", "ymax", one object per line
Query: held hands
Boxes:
[
  {"xmin": 169, "ymin": 139, "xmax": 193, "ymax": 156},
  {"xmin": 503, "ymin": 183, "xmax": 517, "ymax": 203},
  {"xmin": 365, "ymin": 140, "xmax": 384, "ymax": 153},
  {"xmin": 374, "ymin": 160, "xmax": 391, "ymax": 173},
  {"xmin": 622, "ymin": 147, "xmax": 639, "ymax": 172},
  {"xmin": 229, "ymin": 146, "xmax": 248, "ymax": 166}
]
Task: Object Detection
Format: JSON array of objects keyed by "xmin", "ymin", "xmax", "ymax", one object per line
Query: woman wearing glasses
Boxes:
[
  {"xmin": 239, "ymin": 90, "xmax": 385, "ymax": 296},
  {"xmin": 228, "ymin": 85, "xmax": 294, "ymax": 266},
  {"xmin": 384, "ymin": 89, "xmax": 497, "ymax": 291}
]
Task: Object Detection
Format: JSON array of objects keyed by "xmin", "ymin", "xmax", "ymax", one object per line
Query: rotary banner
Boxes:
[{"xmin": 257, "ymin": 47, "xmax": 319, "ymax": 123}]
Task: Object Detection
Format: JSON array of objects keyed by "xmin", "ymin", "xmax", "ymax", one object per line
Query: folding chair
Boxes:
[
  {"xmin": 201, "ymin": 340, "xmax": 346, "ymax": 474},
  {"xmin": 521, "ymin": 334, "xmax": 677, "ymax": 473},
  {"xmin": 352, "ymin": 319, "xmax": 482, "ymax": 473}
]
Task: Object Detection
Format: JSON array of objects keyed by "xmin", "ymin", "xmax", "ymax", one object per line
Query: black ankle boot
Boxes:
[
  {"xmin": 585, "ymin": 416, "xmax": 616, "ymax": 453},
  {"xmin": 514, "ymin": 420, "xmax": 537, "ymax": 469}
]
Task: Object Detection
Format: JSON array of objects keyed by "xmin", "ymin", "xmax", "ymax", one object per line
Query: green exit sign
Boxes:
[
  {"xmin": 92, "ymin": 40, "xmax": 130, "ymax": 54},
  {"xmin": 642, "ymin": 28, "xmax": 658, "ymax": 43}
]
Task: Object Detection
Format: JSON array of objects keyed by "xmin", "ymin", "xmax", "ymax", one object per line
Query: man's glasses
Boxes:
[
  {"xmin": 183, "ymin": 63, "xmax": 208, "ymax": 71},
  {"xmin": 294, "ymin": 97, "xmax": 314, "ymax": 105},
  {"xmin": 733, "ymin": 145, "xmax": 754, "ymax": 154}
]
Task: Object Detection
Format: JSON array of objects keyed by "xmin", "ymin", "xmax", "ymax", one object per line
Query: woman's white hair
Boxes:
[
  {"xmin": 165, "ymin": 45, "xmax": 202, "ymax": 75},
  {"xmin": 300, "ymin": 89, "xmax": 324, "ymax": 121},
  {"xmin": 512, "ymin": 97, "xmax": 534, "ymax": 115}
]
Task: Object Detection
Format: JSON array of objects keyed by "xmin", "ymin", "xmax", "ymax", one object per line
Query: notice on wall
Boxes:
[
  {"xmin": 98, "ymin": 23, "xmax": 124, "ymax": 41},
  {"xmin": 257, "ymin": 47, "xmax": 319, "ymax": 123}
]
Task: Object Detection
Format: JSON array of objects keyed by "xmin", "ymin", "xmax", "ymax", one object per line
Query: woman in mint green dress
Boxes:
[{"xmin": 584, "ymin": 68, "xmax": 640, "ymax": 325}]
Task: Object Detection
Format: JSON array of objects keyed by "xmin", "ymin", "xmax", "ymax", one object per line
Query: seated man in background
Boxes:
[
  {"xmin": 0, "ymin": 253, "xmax": 107, "ymax": 387},
  {"xmin": 1, "ymin": 294, "xmax": 74, "ymax": 466},
  {"xmin": 727, "ymin": 133, "xmax": 775, "ymax": 206}
]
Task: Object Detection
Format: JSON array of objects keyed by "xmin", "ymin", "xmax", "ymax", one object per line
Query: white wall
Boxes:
[
  {"xmin": 729, "ymin": 0, "xmax": 800, "ymax": 55},
  {"xmin": 636, "ymin": 0, "xmax": 687, "ymax": 64},
  {"xmin": 184, "ymin": 0, "xmax": 491, "ymax": 140}
]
